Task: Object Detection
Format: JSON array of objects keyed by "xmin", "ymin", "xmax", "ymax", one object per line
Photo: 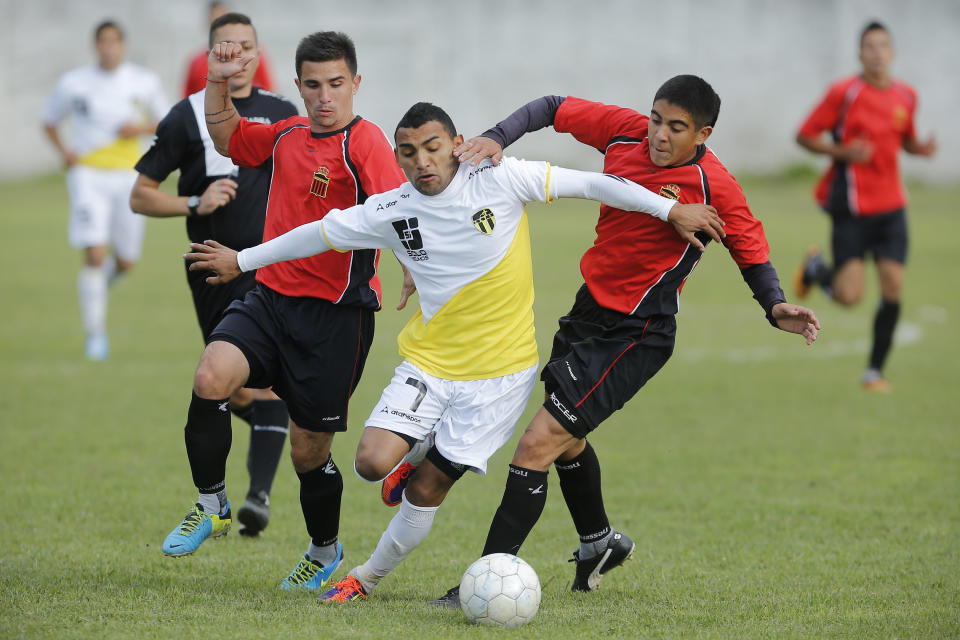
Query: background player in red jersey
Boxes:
[
  {"xmin": 160, "ymin": 32, "xmax": 408, "ymax": 595},
  {"xmin": 180, "ymin": 2, "xmax": 275, "ymax": 98},
  {"xmin": 794, "ymin": 21, "xmax": 936, "ymax": 393},
  {"xmin": 429, "ymin": 75, "xmax": 820, "ymax": 605}
]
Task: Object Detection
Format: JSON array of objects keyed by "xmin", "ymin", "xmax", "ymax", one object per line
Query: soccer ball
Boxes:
[{"xmin": 459, "ymin": 553, "xmax": 541, "ymax": 627}]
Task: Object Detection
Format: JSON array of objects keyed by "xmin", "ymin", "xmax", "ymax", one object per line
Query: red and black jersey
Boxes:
[
  {"xmin": 554, "ymin": 96, "xmax": 772, "ymax": 317},
  {"xmin": 229, "ymin": 115, "xmax": 405, "ymax": 308},
  {"xmin": 798, "ymin": 75, "xmax": 918, "ymax": 216}
]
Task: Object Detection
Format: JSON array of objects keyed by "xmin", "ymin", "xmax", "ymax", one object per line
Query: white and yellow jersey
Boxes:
[
  {"xmin": 320, "ymin": 157, "xmax": 552, "ymax": 380},
  {"xmin": 237, "ymin": 156, "xmax": 677, "ymax": 380},
  {"xmin": 42, "ymin": 62, "xmax": 169, "ymax": 170}
]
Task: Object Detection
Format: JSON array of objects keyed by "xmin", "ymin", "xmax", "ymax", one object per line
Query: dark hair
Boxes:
[
  {"xmin": 395, "ymin": 102, "xmax": 457, "ymax": 139},
  {"xmin": 860, "ymin": 20, "xmax": 890, "ymax": 47},
  {"xmin": 209, "ymin": 12, "xmax": 256, "ymax": 47},
  {"xmin": 653, "ymin": 74, "xmax": 721, "ymax": 129},
  {"xmin": 295, "ymin": 31, "xmax": 357, "ymax": 79},
  {"xmin": 94, "ymin": 20, "xmax": 123, "ymax": 41}
]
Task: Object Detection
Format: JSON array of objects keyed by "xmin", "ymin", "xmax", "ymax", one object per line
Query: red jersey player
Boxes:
[
  {"xmin": 428, "ymin": 75, "xmax": 820, "ymax": 605},
  {"xmin": 161, "ymin": 32, "xmax": 407, "ymax": 596},
  {"xmin": 795, "ymin": 21, "xmax": 936, "ymax": 392}
]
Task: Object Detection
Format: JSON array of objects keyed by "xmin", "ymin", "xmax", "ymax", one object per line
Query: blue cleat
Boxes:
[
  {"xmin": 84, "ymin": 334, "xmax": 109, "ymax": 361},
  {"xmin": 162, "ymin": 501, "xmax": 232, "ymax": 557},
  {"xmin": 280, "ymin": 543, "xmax": 343, "ymax": 590}
]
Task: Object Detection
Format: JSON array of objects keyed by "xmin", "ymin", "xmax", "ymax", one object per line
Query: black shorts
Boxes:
[
  {"xmin": 208, "ymin": 284, "xmax": 375, "ymax": 432},
  {"xmin": 829, "ymin": 208, "xmax": 908, "ymax": 268},
  {"xmin": 185, "ymin": 261, "xmax": 258, "ymax": 341},
  {"xmin": 541, "ymin": 284, "xmax": 676, "ymax": 438}
]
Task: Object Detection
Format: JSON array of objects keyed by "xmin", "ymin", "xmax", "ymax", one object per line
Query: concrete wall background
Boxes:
[{"xmin": 3, "ymin": 0, "xmax": 957, "ymax": 182}]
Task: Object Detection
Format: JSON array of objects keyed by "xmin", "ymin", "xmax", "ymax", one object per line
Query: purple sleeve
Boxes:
[
  {"xmin": 740, "ymin": 261, "xmax": 787, "ymax": 326},
  {"xmin": 480, "ymin": 96, "xmax": 566, "ymax": 149}
]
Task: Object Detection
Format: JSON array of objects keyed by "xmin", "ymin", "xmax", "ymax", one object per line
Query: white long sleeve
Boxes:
[
  {"xmin": 236, "ymin": 219, "xmax": 329, "ymax": 272},
  {"xmin": 549, "ymin": 166, "xmax": 675, "ymax": 221}
]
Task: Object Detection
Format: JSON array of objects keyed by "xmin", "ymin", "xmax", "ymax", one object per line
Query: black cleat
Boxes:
[
  {"xmin": 570, "ymin": 530, "xmax": 635, "ymax": 592},
  {"xmin": 427, "ymin": 585, "xmax": 460, "ymax": 608},
  {"xmin": 237, "ymin": 491, "xmax": 270, "ymax": 537}
]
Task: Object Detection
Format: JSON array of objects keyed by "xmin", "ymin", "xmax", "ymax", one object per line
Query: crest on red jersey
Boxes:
[
  {"xmin": 310, "ymin": 166, "xmax": 331, "ymax": 198},
  {"xmin": 659, "ymin": 184, "xmax": 681, "ymax": 200}
]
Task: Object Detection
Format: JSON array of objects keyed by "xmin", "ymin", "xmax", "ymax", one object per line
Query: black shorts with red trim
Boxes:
[
  {"xmin": 208, "ymin": 283, "xmax": 374, "ymax": 433},
  {"xmin": 541, "ymin": 284, "xmax": 675, "ymax": 438},
  {"xmin": 829, "ymin": 207, "xmax": 908, "ymax": 267}
]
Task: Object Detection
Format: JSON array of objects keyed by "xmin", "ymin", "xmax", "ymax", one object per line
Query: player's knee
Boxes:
[
  {"xmin": 833, "ymin": 288, "xmax": 862, "ymax": 306},
  {"xmin": 353, "ymin": 449, "xmax": 391, "ymax": 482},
  {"xmin": 193, "ymin": 364, "xmax": 233, "ymax": 399}
]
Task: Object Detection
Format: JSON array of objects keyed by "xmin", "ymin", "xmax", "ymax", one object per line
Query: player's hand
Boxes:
[
  {"xmin": 207, "ymin": 41, "xmax": 253, "ymax": 82},
  {"xmin": 907, "ymin": 134, "xmax": 937, "ymax": 157},
  {"xmin": 667, "ymin": 203, "xmax": 724, "ymax": 250},
  {"xmin": 454, "ymin": 136, "xmax": 504, "ymax": 166},
  {"xmin": 838, "ymin": 138, "xmax": 873, "ymax": 164},
  {"xmin": 396, "ymin": 264, "xmax": 417, "ymax": 310},
  {"xmin": 184, "ymin": 240, "xmax": 241, "ymax": 285},
  {"xmin": 771, "ymin": 302, "xmax": 821, "ymax": 345},
  {"xmin": 117, "ymin": 122, "xmax": 142, "ymax": 138},
  {"xmin": 61, "ymin": 150, "xmax": 79, "ymax": 168},
  {"xmin": 198, "ymin": 178, "xmax": 239, "ymax": 215}
]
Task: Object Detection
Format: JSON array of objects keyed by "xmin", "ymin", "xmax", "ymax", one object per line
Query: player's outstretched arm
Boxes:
[
  {"xmin": 204, "ymin": 42, "xmax": 253, "ymax": 156},
  {"xmin": 770, "ymin": 302, "xmax": 821, "ymax": 345},
  {"xmin": 549, "ymin": 167, "xmax": 725, "ymax": 249},
  {"xmin": 455, "ymin": 96, "xmax": 565, "ymax": 166}
]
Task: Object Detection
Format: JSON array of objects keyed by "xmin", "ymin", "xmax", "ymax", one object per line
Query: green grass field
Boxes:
[{"xmin": 1, "ymin": 171, "xmax": 958, "ymax": 639}]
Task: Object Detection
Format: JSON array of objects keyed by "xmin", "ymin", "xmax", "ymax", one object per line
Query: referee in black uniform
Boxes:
[{"xmin": 130, "ymin": 12, "xmax": 297, "ymax": 536}]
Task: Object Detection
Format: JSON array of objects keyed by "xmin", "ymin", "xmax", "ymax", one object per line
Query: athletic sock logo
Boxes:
[
  {"xmin": 528, "ymin": 484, "xmax": 545, "ymax": 495},
  {"xmin": 322, "ymin": 460, "xmax": 337, "ymax": 474},
  {"xmin": 218, "ymin": 401, "xmax": 229, "ymax": 412}
]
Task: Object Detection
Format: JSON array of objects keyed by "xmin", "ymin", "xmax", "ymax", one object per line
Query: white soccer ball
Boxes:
[{"xmin": 459, "ymin": 553, "xmax": 541, "ymax": 627}]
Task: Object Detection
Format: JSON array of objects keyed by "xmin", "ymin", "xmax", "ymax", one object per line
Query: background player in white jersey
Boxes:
[
  {"xmin": 42, "ymin": 20, "xmax": 169, "ymax": 360},
  {"xmin": 184, "ymin": 102, "xmax": 725, "ymax": 602}
]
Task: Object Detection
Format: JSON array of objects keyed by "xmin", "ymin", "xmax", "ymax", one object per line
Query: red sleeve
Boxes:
[
  {"xmin": 554, "ymin": 96, "xmax": 648, "ymax": 151},
  {"xmin": 253, "ymin": 47, "xmax": 275, "ymax": 92},
  {"xmin": 353, "ymin": 123, "xmax": 406, "ymax": 195},
  {"xmin": 182, "ymin": 51, "xmax": 207, "ymax": 98},
  {"xmin": 228, "ymin": 117, "xmax": 290, "ymax": 168},
  {"xmin": 711, "ymin": 170, "xmax": 771, "ymax": 268},
  {"xmin": 797, "ymin": 78, "xmax": 851, "ymax": 138}
]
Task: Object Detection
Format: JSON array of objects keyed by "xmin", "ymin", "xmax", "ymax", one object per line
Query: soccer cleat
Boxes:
[
  {"xmin": 318, "ymin": 575, "xmax": 368, "ymax": 603},
  {"xmin": 381, "ymin": 462, "xmax": 417, "ymax": 507},
  {"xmin": 792, "ymin": 246, "xmax": 822, "ymax": 300},
  {"xmin": 570, "ymin": 530, "xmax": 636, "ymax": 592},
  {"xmin": 84, "ymin": 333, "xmax": 109, "ymax": 361},
  {"xmin": 237, "ymin": 491, "xmax": 270, "ymax": 537},
  {"xmin": 280, "ymin": 543, "xmax": 343, "ymax": 590},
  {"xmin": 162, "ymin": 501, "xmax": 232, "ymax": 557},
  {"xmin": 427, "ymin": 585, "xmax": 461, "ymax": 608},
  {"xmin": 861, "ymin": 369, "xmax": 892, "ymax": 393}
]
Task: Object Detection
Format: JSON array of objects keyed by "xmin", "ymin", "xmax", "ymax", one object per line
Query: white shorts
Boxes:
[
  {"xmin": 365, "ymin": 360, "xmax": 538, "ymax": 474},
  {"xmin": 66, "ymin": 165, "xmax": 144, "ymax": 261}
]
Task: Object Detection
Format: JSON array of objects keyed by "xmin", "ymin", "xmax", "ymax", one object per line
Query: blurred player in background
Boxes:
[
  {"xmin": 181, "ymin": 2, "xmax": 275, "ymax": 98},
  {"xmin": 182, "ymin": 101, "xmax": 723, "ymax": 603},
  {"xmin": 794, "ymin": 21, "xmax": 936, "ymax": 393},
  {"xmin": 430, "ymin": 75, "xmax": 820, "ymax": 605},
  {"xmin": 42, "ymin": 20, "xmax": 169, "ymax": 360},
  {"xmin": 159, "ymin": 32, "xmax": 407, "ymax": 597},
  {"xmin": 130, "ymin": 12, "xmax": 297, "ymax": 537}
]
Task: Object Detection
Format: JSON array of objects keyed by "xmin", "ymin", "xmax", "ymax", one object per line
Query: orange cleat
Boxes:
[{"xmin": 381, "ymin": 462, "xmax": 417, "ymax": 507}]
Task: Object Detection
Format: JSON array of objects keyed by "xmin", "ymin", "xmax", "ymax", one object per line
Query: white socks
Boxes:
[
  {"xmin": 77, "ymin": 265, "xmax": 108, "ymax": 337},
  {"xmin": 352, "ymin": 493, "xmax": 438, "ymax": 592}
]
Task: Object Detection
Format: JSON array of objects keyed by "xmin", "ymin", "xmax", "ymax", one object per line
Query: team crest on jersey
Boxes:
[
  {"xmin": 472, "ymin": 209, "xmax": 496, "ymax": 234},
  {"xmin": 892, "ymin": 105, "xmax": 908, "ymax": 132},
  {"xmin": 310, "ymin": 166, "xmax": 331, "ymax": 198},
  {"xmin": 659, "ymin": 184, "xmax": 681, "ymax": 200}
]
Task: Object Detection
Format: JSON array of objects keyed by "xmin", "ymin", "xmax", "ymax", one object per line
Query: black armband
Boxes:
[
  {"xmin": 480, "ymin": 95, "xmax": 566, "ymax": 149},
  {"xmin": 740, "ymin": 261, "xmax": 786, "ymax": 327}
]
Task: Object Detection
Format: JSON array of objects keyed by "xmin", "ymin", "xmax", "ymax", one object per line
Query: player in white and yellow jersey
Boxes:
[
  {"xmin": 42, "ymin": 20, "xmax": 169, "ymax": 360},
  {"xmin": 184, "ymin": 102, "xmax": 724, "ymax": 602}
]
